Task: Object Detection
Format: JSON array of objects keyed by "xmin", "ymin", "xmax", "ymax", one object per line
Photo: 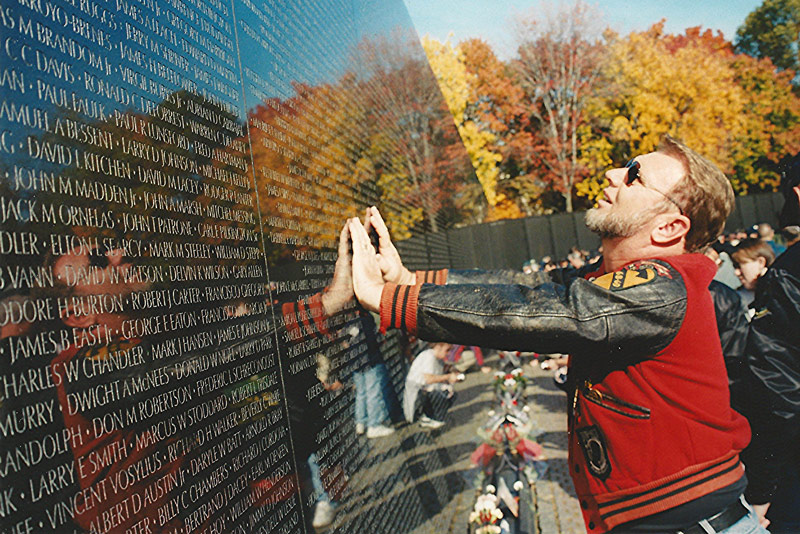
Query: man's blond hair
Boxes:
[{"xmin": 658, "ymin": 135, "xmax": 734, "ymax": 252}]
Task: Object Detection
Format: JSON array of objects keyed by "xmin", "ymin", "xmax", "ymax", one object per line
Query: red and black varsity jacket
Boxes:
[{"xmin": 378, "ymin": 254, "xmax": 750, "ymax": 533}]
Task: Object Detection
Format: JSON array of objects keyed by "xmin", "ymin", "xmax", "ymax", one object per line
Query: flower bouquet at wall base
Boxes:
[
  {"xmin": 493, "ymin": 368, "xmax": 527, "ymax": 407},
  {"xmin": 469, "ymin": 488, "xmax": 510, "ymax": 534},
  {"xmin": 470, "ymin": 408, "xmax": 545, "ymax": 488}
]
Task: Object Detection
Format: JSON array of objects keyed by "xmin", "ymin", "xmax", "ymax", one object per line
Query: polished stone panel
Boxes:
[{"xmin": 0, "ymin": 1, "xmax": 476, "ymax": 532}]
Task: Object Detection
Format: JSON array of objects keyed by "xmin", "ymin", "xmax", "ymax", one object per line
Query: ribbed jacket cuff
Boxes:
[
  {"xmin": 415, "ymin": 269, "xmax": 448, "ymax": 285},
  {"xmin": 379, "ymin": 283, "xmax": 419, "ymax": 335}
]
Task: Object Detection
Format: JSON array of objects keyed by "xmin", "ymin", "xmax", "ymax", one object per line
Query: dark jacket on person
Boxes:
[
  {"xmin": 740, "ymin": 241, "xmax": 800, "ymax": 503},
  {"xmin": 379, "ymin": 255, "xmax": 750, "ymax": 533},
  {"xmin": 708, "ymin": 280, "xmax": 749, "ymax": 411}
]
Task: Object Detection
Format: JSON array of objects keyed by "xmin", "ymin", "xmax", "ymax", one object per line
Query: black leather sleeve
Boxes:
[
  {"xmin": 414, "ymin": 259, "xmax": 687, "ymax": 360},
  {"xmin": 709, "ymin": 281, "xmax": 749, "ymax": 362},
  {"xmin": 446, "ymin": 269, "xmax": 553, "ymax": 286},
  {"xmin": 446, "ymin": 261, "xmax": 598, "ymax": 287},
  {"xmin": 745, "ymin": 243, "xmax": 800, "ymax": 418}
]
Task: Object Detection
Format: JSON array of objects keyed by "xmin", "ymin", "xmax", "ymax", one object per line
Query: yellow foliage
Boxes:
[
  {"xmin": 486, "ymin": 197, "xmax": 524, "ymax": 222},
  {"xmin": 423, "ymin": 36, "xmax": 505, "ymax": 209},
  {"xmin": 587, "ymin": 25, "xmax": 745, "ymax": 176}
]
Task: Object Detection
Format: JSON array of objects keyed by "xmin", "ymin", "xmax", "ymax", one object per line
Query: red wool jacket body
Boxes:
[{"xmin": 379, "ymin": 254, "xmax": 750, "ymax": 532}]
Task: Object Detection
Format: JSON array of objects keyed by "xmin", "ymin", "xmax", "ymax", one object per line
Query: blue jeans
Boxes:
[
  {"xmin": 713, "ymin": 498, "xmax": 770, "ymax": 534},
  {"xmin": 353, "ymin": 363, "xmax": 390, "ymax": 427},
  {"xmin": 307, "ymin": 453, "xmax": 335, "ymax": 505}
]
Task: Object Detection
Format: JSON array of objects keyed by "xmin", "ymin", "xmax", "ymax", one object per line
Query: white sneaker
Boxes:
[
  {"xmin": 312, "ymin": 500, "xmax": 336, "ymax": 528},
  {"xmin": 366, "ymin": 424, "xmax": 395, "ymax": 438},
  {"xmin": 355, "ymin": 423, "xmax": 365, "ymax": 435},
  {"xmin": 418, "ymin": 416, "xmax": 445, "ymax": 429}
]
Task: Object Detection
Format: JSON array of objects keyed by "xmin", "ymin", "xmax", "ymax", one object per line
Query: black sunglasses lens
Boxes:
[{"xmin": 625, "ymin": 161, "xmax": 639, "ymax": 185}]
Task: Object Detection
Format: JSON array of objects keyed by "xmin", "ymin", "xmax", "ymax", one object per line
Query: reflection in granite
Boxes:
[{"xmin": 0, "ymin": 0, "xmax": 480, "ymax": 533}]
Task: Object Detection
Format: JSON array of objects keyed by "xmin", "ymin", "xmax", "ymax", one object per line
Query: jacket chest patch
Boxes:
[{"xmin": 576, "ymin": 425, "xmax": 612, "ymax": 480}]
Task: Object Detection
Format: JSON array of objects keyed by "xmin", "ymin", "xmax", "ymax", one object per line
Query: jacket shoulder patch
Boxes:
[{"xmin": 592, "ymin": 266, "xmax": 657, "ymax": 292}]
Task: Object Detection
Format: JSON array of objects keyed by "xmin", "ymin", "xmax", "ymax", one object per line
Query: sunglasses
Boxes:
[{"xmin": 624, "ymin": 159, "xmax": 685, "ymax": 215}]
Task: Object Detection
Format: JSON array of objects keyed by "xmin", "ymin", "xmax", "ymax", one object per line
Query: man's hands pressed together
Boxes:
[
  {"xmin": 364, "ymin": 206, "xmax": 415, "ymax": 285},
  {"xmin": 348, "ymin": 215, "xmax": 386, "ymax": 312}
]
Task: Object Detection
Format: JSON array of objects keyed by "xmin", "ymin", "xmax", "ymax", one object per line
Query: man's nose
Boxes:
[{"xmin": 605, "ymin": 167, "xmax": 626, "ymax": 187}]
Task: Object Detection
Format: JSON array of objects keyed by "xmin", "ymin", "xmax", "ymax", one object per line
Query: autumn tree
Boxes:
[
  {"xmin": 729, "ymin": 53, "xmax": 800, "ymax": 193},
  {"xmin": 459, "ymin": 38, "xmax": 552, "ymax": 218},
  {"xmin": 422, "ymin": 36, "xmax": 513, "ymax": 221},
  {"xmin": 576, "ymin": 24, "xmax": 745, "ymax": 200},
  {"xmin": 357, "ymin": 30, "xmax": 476, "ymax": 236},
  {"xmin": 735, "ymin": 0, "xmax": 800, "ymax": 74},
  {"xmin": 512, "ymin": 0, "xmax": 606, "ymax": 212}
]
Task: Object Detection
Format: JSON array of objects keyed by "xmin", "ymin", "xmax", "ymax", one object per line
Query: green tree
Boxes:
[{"xmin": 735, "ymin": 0, "xmax": 800, "ymax": 74}]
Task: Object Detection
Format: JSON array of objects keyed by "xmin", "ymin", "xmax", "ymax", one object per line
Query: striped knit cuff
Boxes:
[
  {"xmin": 281, "ymin": 293, "xmax": 331, "ymax": 342},
  {"xmin": 415, "ymin": 269, "xmax": 448, "ymax": 285},
  {"xmin": 379, "ymin": 283, "xmax": 419, "ymax": 335}
]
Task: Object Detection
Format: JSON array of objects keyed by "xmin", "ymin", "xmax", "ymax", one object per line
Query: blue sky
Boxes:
[{"xmin": 403, "ymin": 0, "xmax": 763, "ymax": 59}]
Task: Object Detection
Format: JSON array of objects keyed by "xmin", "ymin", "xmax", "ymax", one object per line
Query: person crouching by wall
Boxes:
[{"xmin": 402, "ymin": 342, "xmax": 459, "ymax": 429}]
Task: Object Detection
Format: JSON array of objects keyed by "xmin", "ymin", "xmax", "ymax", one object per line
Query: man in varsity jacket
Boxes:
[{"xmin": 348, "ymin": 136, "xmax": 761, "ymax": 534}]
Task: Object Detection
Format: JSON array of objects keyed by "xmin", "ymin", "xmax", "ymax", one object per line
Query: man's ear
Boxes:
[{"xmin": 651, "ymin": 213, "xmax": 691, "ymax": 246}]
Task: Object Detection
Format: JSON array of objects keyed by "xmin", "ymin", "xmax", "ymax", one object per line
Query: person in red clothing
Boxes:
[
  {"xmin": 45, "ymin": 225, "xmax": 357, "ymax": 533},
  {"xmin": 348, "ymin": 135, "xmax": 763, "ymax": 534}
]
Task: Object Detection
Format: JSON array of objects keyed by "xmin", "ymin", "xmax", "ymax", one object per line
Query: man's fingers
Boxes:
[
  {"xmin": 349, "ymin": 217, "xmax": 369, "ymax": 248},
  {"xmin": 349, "ymin": 218, "xmax": 376, "ymax": 258},
  {"xmin": 363, "ymin": 207, "xmax": 373, "ymax": 236},
  {"xmin": 337, "ymin": 223, "xmax": 350, "ymax": 258},
  {"xmin": 368, "ymin": 206, "xmax": 393, "ymax": 246}
]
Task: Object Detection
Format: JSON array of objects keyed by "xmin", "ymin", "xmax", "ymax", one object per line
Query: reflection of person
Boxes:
[
  {"xmin": 276, "ymin": 225, "xmax": 357, "ymax": 531},
  {"xmin": 402, "ymin": 342, "xmax": 457, "ymax": 429},
  {"xmin": 44, "ymin": 224, "xmax": 357, "ymax": 533},
  {"xmin": 47, "ymin": 245, "xmax": 184, "ymax": 534},
  {"xmin": 739, "ymin": 155, "xmax": 800, "ymax": 532},
  {"xmin": 349, "ymin": 136, "xmax": 762, "ymax": 534},
  {"xmin": 349, "ymin": 314, "xmax": 397, "ymax": 439}
]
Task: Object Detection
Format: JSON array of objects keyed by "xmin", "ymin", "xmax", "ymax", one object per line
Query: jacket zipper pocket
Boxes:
[{"xmin": 581, "ymin": 382, "xmax": 651, "ymax": 419}]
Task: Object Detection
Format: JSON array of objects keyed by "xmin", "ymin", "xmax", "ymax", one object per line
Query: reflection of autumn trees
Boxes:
[
  {"xmin": 248, "ymin": 81, "xmax": 363, "ymax": 266},
  {"xmin": 357, "ymin": 31, "xmax": 475, "ymax": 236},
  {"xmin": 248, "ymin": 30, "xmax": 477, "ymax": 250},
  {"xmin": 9, "ymin": 89, "xmax": 258, "ymax": 277}
]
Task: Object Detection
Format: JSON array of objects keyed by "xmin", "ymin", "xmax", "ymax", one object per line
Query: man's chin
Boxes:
[{"xmin": 584, "ymin": 208, "xmax": 633, "ymax": 239}]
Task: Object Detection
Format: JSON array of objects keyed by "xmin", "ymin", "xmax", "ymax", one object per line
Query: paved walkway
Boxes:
[
  {"xmin": 318, "ymin": 357, "xmax": 584, "ymax": 534},
  {"xmin": 525, "ymin": 366, "xmax": 586, "ymax": 534},
  {"xmin": 409, "ymin": 358, "xmax": 586, "ymax": 534}
]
